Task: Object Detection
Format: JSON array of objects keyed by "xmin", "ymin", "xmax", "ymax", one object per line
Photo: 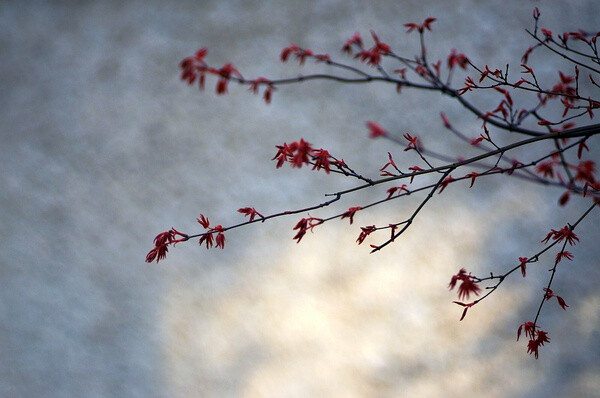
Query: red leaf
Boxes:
[
  {"xmin": 197, "ymin": 214, "xmax": 211, "ymax": 229},
  {"xmin": 341, "ymin": 207, "xmax": 362, "ymax": 225},
  {"xmin": 519, "ymin": 257, "xmax": 528, "ymax": 277},
  {"xmin": 367, "ymin": 121, "xmax": 387, "ymax": 138}
]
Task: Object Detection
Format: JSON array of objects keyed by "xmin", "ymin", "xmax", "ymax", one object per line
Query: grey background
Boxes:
[{"xmin": 1, "ymin": 1, "xmax": 599, "ymax": 397}]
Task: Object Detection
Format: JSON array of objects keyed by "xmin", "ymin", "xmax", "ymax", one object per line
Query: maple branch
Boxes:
[
  {"xmin": 532, "ymin": 201, "xmax": 598, "ymax": 326},
  {"xmin": 370, "ymin": 167, "xmax": 454, "ymax": 253}
]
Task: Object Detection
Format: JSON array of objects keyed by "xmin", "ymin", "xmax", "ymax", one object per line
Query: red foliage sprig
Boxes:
[{"xmin": 148, "ymin": 8, "xmax": 600, "ymax": 359}]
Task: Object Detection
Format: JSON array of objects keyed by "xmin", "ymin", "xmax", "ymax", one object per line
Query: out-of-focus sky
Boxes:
[{"xmin": 1, "ymin": 1, "xmax": 599, "ymax": 397}]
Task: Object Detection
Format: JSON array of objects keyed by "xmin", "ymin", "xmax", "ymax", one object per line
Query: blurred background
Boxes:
[{"xmin": 1, "ymin": 1, "xmax": 599, "ymax": 397}]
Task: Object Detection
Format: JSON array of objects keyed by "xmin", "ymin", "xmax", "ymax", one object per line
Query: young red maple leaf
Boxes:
[
  {"xmin": 535, "ymin": 161, "xmax": 556, "ymax": 179},
  {"xmin": 555, "ymin": 250, "xmax": 574, "ymax": 265},
  {"xmin": 280, "ymin": 44, "xmax": 299, "ymax": 62},
  {"xmin": 292, "ymin": 219, "xmax": 308, "ymax": 243},
  {"xmin": 408, "ymin": 165, "xmax": 423, "ymax": 183},
  {"xmin": 403, "ymin": 133, "xmax": 419, "ymax": 151},
  {"xmin": 536, "ymin": 330, "xmax": 551, "ymax": 345},
  {"xmin": 438, "ymin": 175, "xmax": 455, "ymax": 194},
  {"xmin": 356, "ymin": 225, "xmax": 376, "ymax": 245},
  {"xmin": 215, "ymin": 230, "xmax": 226, "ymax": 249},
  {"xmin": 272, "ymin": 142, "xmax": 294, "ymax": 168},
  {"xmin": 457, "ymin": 278, "xmax": 481, "ymax": 300},
  {"xmin": 367, "ymin": 121, "xmax": 387, "ymax": 138},
  {"xmin": 386, "ymin": 185, "xmax": 409, "ymax": 199},
  {"xmin": 572, "ymin": 160, "xmax": 596, "ymax": 183},
  {"xmin": 289, "ymin": 139, "xmax": 313, "ymax": 168},
  {"xmin": 404, "ymin": 17, "xmax": 437, "ymax": 34},
  {"xmin": 198, "ymin": 232, "xmax": 214, "ymax": 249},
  {"xmin": 342, "ymin": 32, "xmax": 363, "ymax": 54},
  {"xmin": 292, "ymin": 217, "xmax": 323, "ymax": 243},
  {"xmin": 465, "ymin": 172, "xmax": 480, "ymax": 188},
  {"xmin": 197, "ymin": 214, "xmax": 211, "ymax": 229},
  {"xmin": 542, "ymin": 226, "xmax": 579, "ymax": 246},
  {"xmin": 448, "ymin": 268, "xmax": 481, "ymax": 300},
  {"xmin": 541, "ymin": 28, "xmax": 553, "ymax": 38},
  {"xmin": 295, "ymin": 48, "xmax": 314, "ymax": 65},
  {"xmin": 519, "ymin": 257, "xmax": 528, "ymax": 277},
  {"xmin": 280, "ymin": 44, "xmax": 313, "ymax": 64},
  {"xmin": 544, "ymin": 288, "xmax": 569, "ymax": 310},
  {"xmin": 370, "ymin": 30, "xmax": 391, "ymax": 54},
  {"xmin": 453, "ymin": 301, "xmax": 476, "ymax": 321},
  {"xmin": 543, "ymin": 288, "xmax": 556, "ymax": 301},
  {"xmin": 556, "ymin": 296, "xmax": 569, "ymax": 310},
  {"xmin": 146, "ymin": 228, "xmax": 188, "ymax": 263},
  {"xmin": 264, "ymin": 86, "xmax": 274, "ymax": 104},
  {"xmin": 577, "ymin": 140, "xmax": 590, "ymax": 159},
  {"xmin": 517, "ymin": 321, "xmax": 537, "ymax": 341},
  {"xmin": 379, "ymin": 152, "xmax": 399, "ymax": 176},
  {"xmin": 238, "ymin": 207, "xmax": 264, "ymax": 222},
  {"xmin": 527, "ymin": 338, "xmax": 542, "ymax": 359},
  {"xmin": 311, "ymin": 149, "xmax": 332, "ymax": 173},
  {"xmin": 354, "ymin": 31, "xmax": 392, "ymax": 67},
  {"xmin": 447, "ymin": 49, "xmax": 469, "ymax": 70},
  {"xmin": 558, "ymin": 191, "xmax": 570, "ymax": 206},
  {"xmin": 341, "ymin": 207, "xmax": 361, "ymax": 224},
  {"xmin": 145, "ymin": 246, "xmax": 165, "ymax": 263},
  {"xmin": 527, "ymin": 329, "xmax": 551, "ymax": 359}
]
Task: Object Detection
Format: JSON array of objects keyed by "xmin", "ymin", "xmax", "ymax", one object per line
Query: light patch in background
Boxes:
[{"xmin": 160, "ymin": 206, "xmax": 537, "ymax": 397}]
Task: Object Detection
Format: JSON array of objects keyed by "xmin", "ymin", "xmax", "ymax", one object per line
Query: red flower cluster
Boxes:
[
  {"xmin": 280, "ymin": 44, "xmax": 314, "ymax": 65},
  {"xmin": 179, "ymin": 48, "xmax": 243, "ymax": 95},
  {"xmin": 403, "ymin": 133, "xmax": 420, "ymax": 151},
  {"xmin": 356, "ymin": 225, "xmax": 377, "ymax": 245},
  {"xmin": 145, "ymin": 228, "xmax": 188, "ymax": 263},
  {"xmin": 478, "ymin": 65, "xmax": 502, "ymax": 83},
  {"xmin": 216, "ymin": 63, "xmax": 242, "ymax": 94},
  {"xmin": 404, "ymin": 17, "xmax": 437, "ymax": 34},
  {"xmin": 517, "ymin": 322, "xmax": 551, "ymax": 359},
  {"xmin": 535, "ymin": 160, "xmax": 557, "ymax": 179},
  {"xmin": 379, "ymin": 152, "xmax": 399, "ymax": 176},
  {"xmin": 457, "ymin": 76, "xmax": 477, "ymax": 95},
  {"xmin": 558, "ymin": 30, "xmax": 600, "ymax": 46},
  {"xmin": 293, "ymin": 216, "xmax": 323, "ymax": 243},
  {"xmin": 541, "ymin": 225, "xmax": 579, "ymax": 246},
  {"xmin": 555, "ymin": 250, "xmax": 574, "ymax": 265},
  {"xmin": 311, "ymin": 149, "xmax": 332, "ymax": 173},
  {"xmin": 572, "ymin": 160, "xmax": 596, "ymax": 183},
  {"xmin": 447, "ymin": 49, "xmax": 469, "ymax": 70},
  {"xmin": 197, "ymin": 214, "xmax": 226, "ymax": 249},
  {"xmin": 272, "ymin": 140, "xmax": 341, "ymax": 174},
  {"xmin": 355, "ymin": 31, "xmax": 391, "ymax": 67},
  {"xmin": 550, "ymin": 70, "xmax": 576, "ymax": 100},
  {"xmin": 342, "ymin": 32, "xmax": 363, "ymax": 54},
  {"xmin": 238, "ymin": 207, "xmax": 264, "ymax": 222},
  {"xmin": 180, "ymin": 48, "xmax": 208, "ymax": 88},
  {"xmin": 449, "ymin": 268, "xmax": 482, "ymax": 300},
  {"xmin": 272, "ymin": 139, "xmax": 313, "ymax": 168},
  {"xmin": 249, "ymin": 77, "xmax": 276, "ymax": 104}
]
